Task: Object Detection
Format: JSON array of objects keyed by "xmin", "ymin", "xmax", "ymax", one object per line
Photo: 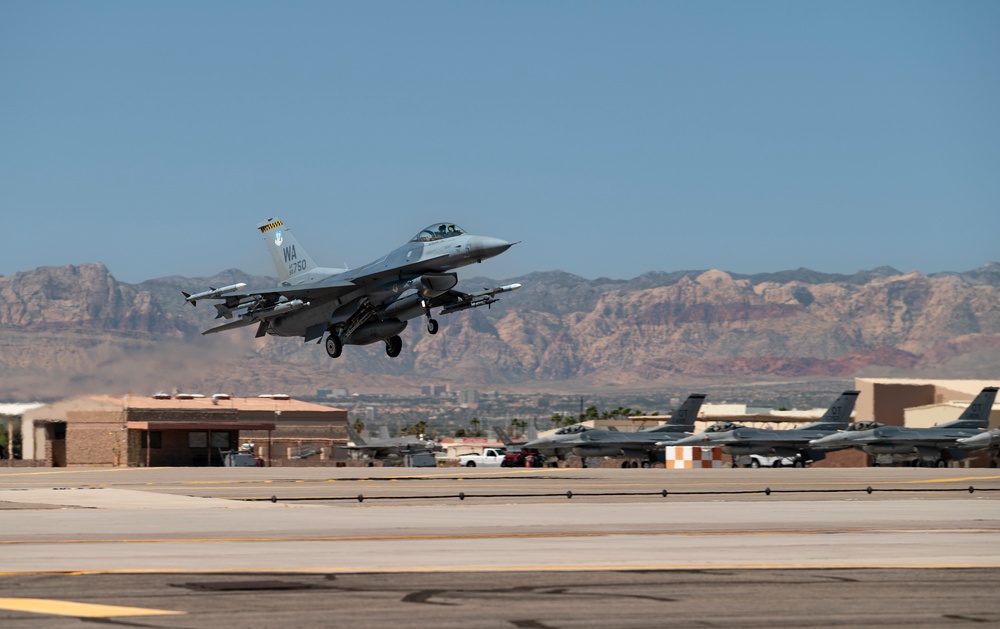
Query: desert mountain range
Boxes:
[{"xmin": 1, "ymin": 262, "xmax": 998, "ymax": 399}]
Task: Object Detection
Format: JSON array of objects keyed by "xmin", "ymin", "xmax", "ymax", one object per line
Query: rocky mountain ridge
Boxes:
[{"xmin": 1, "ymin": 262, "xmax": 998, "ymax": 398}]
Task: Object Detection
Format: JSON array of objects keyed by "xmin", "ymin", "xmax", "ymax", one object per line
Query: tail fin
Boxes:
[
  {"xmin": 258, "ymin": 218, "xmax": 318, "ymax": 282},
  {"xmin": 803, "ymin": 390, "xmax": 860, "ymax": 431},
  {"xmin": 644, "ymin": 394, "xmax": 707, "ymax": 433},
  {"xmin": 378, "ymin": 426, "xmax": 391, "ymax": 440},
  {"xmin": 494, "ymin": 425, "xmax": 513, "ymax": 446},
  {"xmin": 345, "ymin": 424, "xmax": 367, "ymax": 446},
  {"xmin": 942, "ymin": 386, "xmax": 998, "ymax": 429}
]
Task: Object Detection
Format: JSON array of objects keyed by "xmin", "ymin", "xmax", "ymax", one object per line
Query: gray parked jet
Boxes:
[
  {"xmin": 669, "ymin": 391, "xmax": 860, "ymax": 467},
  {"xmin": 184, "ymin": 218, "xmax": 519, "ymax": 358},
  {"xmin": 810, "ymin": 387, "xmax": 998, "ymax": 467},
  {"xmin": 340, "ymin": 425, "xmax": 441, "ymax": 464},
  {"xmin": 522, "ymin": 394, "xmax": 707, "ymax": 468}
]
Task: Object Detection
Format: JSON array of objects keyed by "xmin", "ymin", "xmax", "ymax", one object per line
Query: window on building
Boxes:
[
  {"xmin": 211, "ymin": 432, "xmax": 231, "ymax": 449},
  {"xmin": 189, "ymin": 432, "xmax": 208, "ymax": 448}
]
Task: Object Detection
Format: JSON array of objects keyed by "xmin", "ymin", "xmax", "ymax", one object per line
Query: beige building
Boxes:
[
  {"xmin": 21, "ymin": 394, "xmax": 348, "ymax": 467},
  {"xmin": 854, "ymin": 378, "xmax": 1000, "ymax": 427}
]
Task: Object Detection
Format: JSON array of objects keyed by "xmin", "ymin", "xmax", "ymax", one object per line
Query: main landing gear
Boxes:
[
  {"xmin": 325, "ymin": 334, "xmax": 342, "ymax": 358},
  {"xmin": 385, "ymin": 335, "xmax": 402, "ymax": 358},
  {"xmin": 426, "ymin": 316, "xmax": 439, "ymax": 335}
]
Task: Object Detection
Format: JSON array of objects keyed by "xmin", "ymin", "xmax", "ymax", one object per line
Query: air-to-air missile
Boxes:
[
  {"xmin": 182, "ymin": 283, "xmax": 247, "ymax": 306},
  {"xmin": 439, "ymin": 283, "xmax": 522, "ymax": 314}
]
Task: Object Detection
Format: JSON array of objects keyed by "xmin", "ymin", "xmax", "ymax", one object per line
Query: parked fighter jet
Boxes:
[
  {"xmin": 184, "ymin": 218, "xmax": 519, "ymax": 358},
  {"xmin": 340, "ymin": 425, "xmax": 441, "ymax": 464},
  {"xmin": 523, "ymin": 394, "xmax": 707, "ymax": 468},
  {"xmin": 810, "ymin": 387, "xmax": 998, "ymax": 467},
  {"xmin": 669, "ymin": 391, "xmax": 860, "ymax": 467}
]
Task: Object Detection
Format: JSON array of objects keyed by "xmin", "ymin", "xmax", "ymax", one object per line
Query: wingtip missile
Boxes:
[
  {"xmin": 439, "ymin": 283, "xmax": 523, "ymax": 315},
  {"xmin": 183, "ymin": 282, "xmax": 247, "ymax": 306}
]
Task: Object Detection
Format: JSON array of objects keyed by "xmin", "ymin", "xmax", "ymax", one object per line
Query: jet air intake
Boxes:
[{"xmin": 419, "ymin": 273, "xmax": 458, "ymax": 297}]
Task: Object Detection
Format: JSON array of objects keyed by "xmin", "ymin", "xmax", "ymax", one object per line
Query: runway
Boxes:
[{"xmin": 1, "ymin": 467, "xmax": 998, "ymax": 626}]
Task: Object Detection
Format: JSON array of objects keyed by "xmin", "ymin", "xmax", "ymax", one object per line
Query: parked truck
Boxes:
[{"xmin": 458, "ymin": 447, "xmax": 506, "ymax": 467}]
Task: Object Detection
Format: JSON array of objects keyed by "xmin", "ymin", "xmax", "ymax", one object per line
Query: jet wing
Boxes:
[
  {"xmin": 236, "ymin": 277, "xmax": 357, "ymax": 302},
  {"xmin": 215, "ymin": 277, "xmax": 358, "ymax": 305}
]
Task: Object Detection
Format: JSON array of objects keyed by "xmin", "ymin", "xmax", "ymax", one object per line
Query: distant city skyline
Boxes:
[{"xmin": 2, "ymin": 2, "xmax": 997, "ymax": 284}]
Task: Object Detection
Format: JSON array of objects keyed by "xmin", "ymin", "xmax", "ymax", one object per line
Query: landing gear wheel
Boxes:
[
  {"xmin": 385, "ymin": 335, "xmax": 402, "ymax": 358},
  {"xmin": 325, "ymin": 334, "xmax": 342, "ymax": 358},
  {"xmin": 427, "ymin": 318, "xmax": 439, "ymax": 335}
]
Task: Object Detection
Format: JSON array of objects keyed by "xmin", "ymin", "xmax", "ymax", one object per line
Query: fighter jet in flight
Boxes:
[
  {"xmin": 810, "ymin": 387, "xmax": 998, "ymax": 467},
  {"xmin": 523, "ymin": 394, "xmax": 707, "ymax": 468},
  {"xmin": 669, "ymin": 390, "xmax": 860, "ymax": 467},
  {"xmin": 183, "ymin": 218, "xmax": 519, "ymax": 358}
]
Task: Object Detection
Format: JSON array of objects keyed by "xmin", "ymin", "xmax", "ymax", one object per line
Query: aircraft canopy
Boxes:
[{"xmin": 411, "ymin": 223, "xmax": 467, "ymax": 243}]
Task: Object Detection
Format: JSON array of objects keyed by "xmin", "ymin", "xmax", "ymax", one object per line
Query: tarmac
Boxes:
[{"xmin": 1, "ymin": 466, "xmax": 998, "ymax": 627}]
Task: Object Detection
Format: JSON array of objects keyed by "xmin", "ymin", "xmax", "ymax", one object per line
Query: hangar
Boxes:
[
  {"xmin": 20, "ymin": 394, "xmax": 348, "ymax": 467},
  {"xmin": 854, "ymin": 378, "xmax": 1000, "ymax": 428}
]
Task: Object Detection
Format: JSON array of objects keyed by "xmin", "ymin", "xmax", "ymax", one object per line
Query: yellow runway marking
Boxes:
[
  {"xmin": 908, "ymin": 475, "xmax": 1000, "ymax": 484},
  {"xmin": 0, "ymin": 598, "xmax": 184, "ymax": 618}
]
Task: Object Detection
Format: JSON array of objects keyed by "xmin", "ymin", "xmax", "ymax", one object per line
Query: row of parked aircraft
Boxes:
[{"xmin": 524, "ymin": 387, "xmax": 999, "ymax": 468}]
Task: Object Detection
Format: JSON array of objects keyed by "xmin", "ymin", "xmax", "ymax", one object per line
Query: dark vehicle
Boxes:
[{"xmin": 500, "ymin": 448, "xmax": 546, "ymax": 468}]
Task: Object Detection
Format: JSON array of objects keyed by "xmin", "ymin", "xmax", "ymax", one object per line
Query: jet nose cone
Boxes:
[{"xmin": 468, "ymin": 236, "xmax": 513, "ymax": 260}]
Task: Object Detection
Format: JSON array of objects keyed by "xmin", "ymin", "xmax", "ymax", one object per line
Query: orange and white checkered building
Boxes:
[{"xmin": 665, "ymin": 446, "xmax": 726, "ymax": 469}]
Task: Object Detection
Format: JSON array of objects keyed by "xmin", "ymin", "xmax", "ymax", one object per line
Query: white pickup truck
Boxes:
[{"xmin": 458, "ymin": 447, "xmax": 507, "ymax": 467}]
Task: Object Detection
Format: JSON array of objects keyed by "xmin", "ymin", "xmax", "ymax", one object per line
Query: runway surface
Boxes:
[{"xmin": 1, "ymin": 467, "xmax": 998, "ymax": 627}]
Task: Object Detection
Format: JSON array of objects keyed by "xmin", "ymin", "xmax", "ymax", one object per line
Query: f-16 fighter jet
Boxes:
[
  {"xmin": 184, "ymin": 218, "xmax": 519, "ymax": 358},
  {"xmin": 810, "ymin": 387, "xmax": 998, "ymax": 467},
  {"xmin": 523, "ymin": 394, "xmax": 707, "ymax": 468},
  {"xmin": 670, "ymin": 390, "xmax": 860, "ymax": 467}
]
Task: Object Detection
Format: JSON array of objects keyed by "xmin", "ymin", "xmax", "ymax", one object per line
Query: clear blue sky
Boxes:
[{"xmin": 2, "ymin": 2, "xmax": 997, "ymax": 283}]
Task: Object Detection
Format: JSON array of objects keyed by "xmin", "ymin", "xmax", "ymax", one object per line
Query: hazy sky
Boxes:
[{"xmin": 2, "ymin": 2, "xmax": 997, "ymax": 284}]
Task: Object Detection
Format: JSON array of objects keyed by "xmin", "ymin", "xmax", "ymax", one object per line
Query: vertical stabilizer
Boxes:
[
  {"xmin": 803, "ymin": 390, "xmax": 860, "ymax": 431},
  {"xmin": 258, "ymin": 218, "xmax": 318, "ymax": 282},
  {"xmin": 345, "ymin": 424, "xmax": 367, "ymax": 446},
  {"xmin": 943, "ymin": 386, "xmax": 998, "ymax": 429},
  {"xmin": 494, "ymin": 425, "xmax": 513, "ymax": 446},
  {"xmin": 645, "ymin": 394, "xmax": 707, "ymax": 433}
]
